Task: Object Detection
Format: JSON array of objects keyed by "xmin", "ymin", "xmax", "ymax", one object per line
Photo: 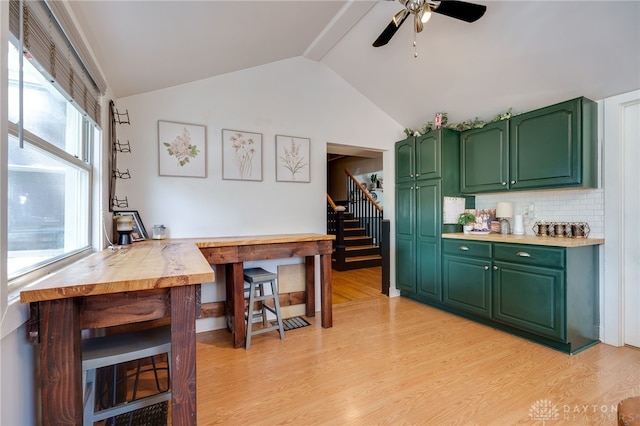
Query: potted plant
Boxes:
[
  {"xmin": 369, "ymin": 174, "xmax": 378, "ymax": 189},
  {"xmin": 457, "ymin": 212, "xmax": 476, "ymax": 234}
]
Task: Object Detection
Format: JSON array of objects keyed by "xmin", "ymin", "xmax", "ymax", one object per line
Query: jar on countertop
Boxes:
[{"xmin": 152, "ymin": 225, "xmax": 166, "ymax": 240}]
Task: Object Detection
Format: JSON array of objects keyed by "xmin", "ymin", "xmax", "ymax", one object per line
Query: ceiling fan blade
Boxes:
[
  {"xmin": 433, "ymin": 0, "xmax": 487, "ymax": 23},
  {"xmin": 372, "ymin": 9, "xmax": 409, "ymax": 47}
]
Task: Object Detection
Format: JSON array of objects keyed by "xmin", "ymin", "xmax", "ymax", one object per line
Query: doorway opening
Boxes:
[{"xmin": 326, "ymin": 142, "xmax": 386, "ymax": 304}]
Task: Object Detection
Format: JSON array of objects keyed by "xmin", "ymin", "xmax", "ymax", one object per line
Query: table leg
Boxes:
[
  {"xmin": 226, "ymin": 262, "xmax": 245, "ymax": 349},
  {"xmin": 320, "ymin": 253, "xmax": 333, "ymax": 328},
  {"xmin": 305, "ymin": 256, "xmax": 315, "ymax": 317},
  {"xmin": 38, "ymin": 298, "xmax": 82, "ymax": 426},
  {"xmin": 170, "ymin": 285, "xmax": 197, "ymax": 425}
]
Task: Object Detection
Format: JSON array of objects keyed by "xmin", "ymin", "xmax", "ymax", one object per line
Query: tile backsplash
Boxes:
[{"xmin": 475, "ymin": 188, "xmax": 604, "ymax": 238}]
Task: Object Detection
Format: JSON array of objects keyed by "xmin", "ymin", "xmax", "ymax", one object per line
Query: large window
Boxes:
[{"xmin": 7, "ymin": 41, "xmax": 96, "ymax": 282}]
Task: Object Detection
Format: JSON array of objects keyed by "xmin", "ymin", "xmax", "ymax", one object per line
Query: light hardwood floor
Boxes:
[
  {"xmin": 195, "ymin": 283, "xmax": 640, "ymax": 425},
  {"xmin": 331, "ymin": 266, "xmax": 383, "ymax": 304}
]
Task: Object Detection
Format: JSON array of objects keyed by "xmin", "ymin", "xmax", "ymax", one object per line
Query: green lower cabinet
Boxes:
[
  {"xmin": 437, "ymin": 239, "xmax": 598, "ymax": 354},
  {"xmin": 443, "ymin": 255, "xmax": 491, "ymax": 318},
  {"xmin": 417, "ymin": 241, "xmax": 440, "ymax": 299},
  {"xmin": 395, "ymin": 236, "xmax": 416, "ymax": 293},
  {"xmin": 492, "ymin": 261, "xmax": 565, "ymax": 340}
]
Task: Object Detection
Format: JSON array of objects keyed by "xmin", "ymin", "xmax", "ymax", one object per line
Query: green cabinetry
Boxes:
[
  {"xmin": 460, "ymin": 97, "xmax": 597, "ymax": 194},
  {"xmin": 443, "ymin": 240, "xmax": 492, "ymax": 318},
  {"xmin": 395, "ymin": 129, "xmax": 463, "ymax": 301},
  {"xmin": 460, "ymin": 120, "xmax": 509, "ymax": 193},
  {"xmin": 439, "ymin": 238, "xmax": 599, "ymax": 354},
  {"xmin": 492, "ymin": 244, "xmax": 566, "ymax": 340}
]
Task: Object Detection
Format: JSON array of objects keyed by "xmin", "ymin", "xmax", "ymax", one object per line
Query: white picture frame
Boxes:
[
  {"xmin": 222, "ymin": 129, "xmax": 263, "ymax": 181},
  {"xmin": 275, "ymin": 135, "xmax": 310, "ymax": 183},
  {"xmin": 158, "ymin": 120, "xmax": 207, "ymax": 178}
]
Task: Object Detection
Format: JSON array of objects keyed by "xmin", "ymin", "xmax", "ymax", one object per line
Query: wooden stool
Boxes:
[
  {"xmin": 619, "ymin": 396, "xmax": 640, "ymax": 426},
  {"xmin": 244, "ymin": 267, "xmax": 285, "ymax": 349},
  {"xmin": 82, "ymin": 325, "xmax": 172, "ymax": 425}
]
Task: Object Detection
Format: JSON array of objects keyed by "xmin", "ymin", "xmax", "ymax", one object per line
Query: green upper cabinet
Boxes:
[
  {"xmin": 396, "ymin": 133, "xmax": 440, "ymax": 182},
  {"xmin": 395, "ymin": 129, "xmax": 461, "ymax": 191},
  {"xmin": 415, "ymin": 132, "xmax": 442, "ymax": 180},
  {"xmin": 460, "ymin": 97, "xmax": 597, "ymax": 194},
  {"xmin": 460, "ymin": 120, "xmax": 509, "ymax": 193},
  {"xmin": 510, "ymin": 97, "xmax": 597, "ymax": 190},
  {"xmin": 395, "ymin": 137, "xmax": 415, "ymax": 183}
]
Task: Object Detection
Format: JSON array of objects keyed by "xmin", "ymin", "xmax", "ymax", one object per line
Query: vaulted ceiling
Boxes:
[{"xmin": 69, "ymin": 1, "xmax": 640, "ymax": 131}]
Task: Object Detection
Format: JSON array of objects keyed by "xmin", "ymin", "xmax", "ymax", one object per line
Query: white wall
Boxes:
[
  {"xmin": 114, "ymin": 57, "xmax": 402, "ymax": 330},
  {"xmin": 115, "ymin": 57, "xmax": 400, "ymax": 237}
]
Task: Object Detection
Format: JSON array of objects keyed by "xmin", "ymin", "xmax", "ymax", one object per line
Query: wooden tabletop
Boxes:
[
  {"xmin": 442, "ymin": 232, "xmax": 605, "ymax": 247},
  {"xmin": 20, "ymin": 233, "xmax": 334, "ymax": 304},
  {"xmin": 177, "ymin": 233, "xmax": 335, "ymax": 248},
  {"xmin": 19, "ymin": 241, "xmax": 214, "ymax": 303}
]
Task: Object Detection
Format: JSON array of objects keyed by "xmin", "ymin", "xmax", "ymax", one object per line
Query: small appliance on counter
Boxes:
[
  {"xmin": 496, "ymin": 202, "xmax": 513, "ymax": 234},
  {"xmin": 512, "ymin": 215, "xmax": 525, "ymax": 235}
]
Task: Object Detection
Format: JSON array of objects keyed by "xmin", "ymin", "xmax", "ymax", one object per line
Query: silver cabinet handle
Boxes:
[
  {"xmin": 459, "ymin": 246, "xmax": 470, "ymax": 251},
  {"xmin": 511, "ymin": 180, "xmax": 516, "ymax": 184},
  {"xmin": 501, "ymin": 182, "xmax": 507, "ymax": 186},
  {"xmin": 416, "ymin": 173, "xmax": 420, "ymax": 177},
  {"xmin": 484, "ymin": 266, "xmax": 489, "ymax": 270},
  {"xmin": 493, "ymin": 266, "xmax": 498, "ymax": 270},
  {"xmin": 516, "ymin": 252, "xmax": 531, "ymax": 257}
]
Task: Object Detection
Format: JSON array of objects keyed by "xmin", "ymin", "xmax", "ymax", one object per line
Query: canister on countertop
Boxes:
[{"xmin": 152, "ymin": 225, "xmax": 166, "ymax": 239}]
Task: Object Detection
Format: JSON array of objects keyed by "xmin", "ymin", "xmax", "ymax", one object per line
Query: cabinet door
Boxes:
[
  {"xmin": 460, "ymin": 121, "xmax": 509, "ymax": 193},
  {"xmin": 510, "ymin": 98, "xmax": 581, "ymax": 189},
  {"xmin": 493, "ymin": 261, "xmax": 566, "ymax": 341},
  {"xmin": 415, "ymin": 180, "xmax": 441, "ymax": 300},
  {"xmin": 395, "ymin": 182, "xmax": 416, "ymax": 292},
  {"xmin": 395, "ymin": 137, "xmax": 415, "ymax": 183},
  {"xmin": 443, "ymin": 255, "xmax": 492, "ymax": 317},
  {"xmin": 415, "ymin": 132, "xmax": 441, "ymax": 180}
]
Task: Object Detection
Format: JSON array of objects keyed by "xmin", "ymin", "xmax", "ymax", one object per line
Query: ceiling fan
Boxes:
[{"xmin": 373, "ymin": 0, "xmax": 487, "ymax": 50}]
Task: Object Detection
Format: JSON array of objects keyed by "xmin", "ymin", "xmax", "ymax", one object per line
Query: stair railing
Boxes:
[
  {"xmin": 345, "ymin": 170, "xmax": 383, "ymax": 248},
  {"xmin": 326, "ymin": 194, "xmax": 346, "ymax": 270}
]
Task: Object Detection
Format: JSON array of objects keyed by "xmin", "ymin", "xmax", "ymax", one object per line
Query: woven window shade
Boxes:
[{"xmin": 9, "ymin": 0, "xmax": 102, "ymax": 125}]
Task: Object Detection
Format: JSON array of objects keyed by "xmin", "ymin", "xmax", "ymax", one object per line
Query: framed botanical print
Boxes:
[
  {"xmin": 158, "ymin": 120, "xmax": 207, "ymax": 178},
  {"xmin": 275, "ymin": 135, "xmax": 310, "ymax": 183},
  {"xmin": 222, "ymin": 129, "xmax": 263, "ymax": 181}
]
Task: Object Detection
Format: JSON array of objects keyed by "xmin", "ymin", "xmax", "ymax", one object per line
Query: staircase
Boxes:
[{"xmin": 338, "ymin": 211, "xmax": 382, "ymax": 270}]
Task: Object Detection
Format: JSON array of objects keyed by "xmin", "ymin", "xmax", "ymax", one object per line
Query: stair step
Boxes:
[
  {"xmin": 345, "ymin": 245, "xmax": 378, "ymax": 251},
  {"xmin": 344, "ymin": 235, "xmax": 369, "ymax": 241},
  {"xmin": 345, "ymin": 255, "xmax": 382, "ymax": 262}
]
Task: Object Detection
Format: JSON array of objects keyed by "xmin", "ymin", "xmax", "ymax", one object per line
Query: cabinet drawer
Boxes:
[
  {"xmin": 443, "ymin": 240, "xmax": 492, "ymax": 258},
  {"xmin": 493, "ymin": 243, "xmax": 565, "ymax": 268}
]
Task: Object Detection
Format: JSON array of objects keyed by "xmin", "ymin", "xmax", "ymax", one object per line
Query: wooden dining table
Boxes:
[{"xmin": 20, "ymin": 233, "xmax": 334, "ymax": 425}]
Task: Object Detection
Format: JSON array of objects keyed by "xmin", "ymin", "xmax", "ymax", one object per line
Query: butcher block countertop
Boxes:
[
  {"xmin": 19, "ymin": 233, "xmax": 335, "ymax": 304},
  {"xmin": 177, "ymin": 233, "xmax": 335, "ymax": 248},
  {"xmin": 19, "ymin": 241, "xmax": 214, "ymax": 303},
  {"xmin": 443, "ymin": 232, "xmax": 604, "ymax": 247}
]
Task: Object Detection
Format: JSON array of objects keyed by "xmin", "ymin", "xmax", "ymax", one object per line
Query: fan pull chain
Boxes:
[{"xmin": 413, "ymin": 33, "xmax": 418, "ymax": 58}]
